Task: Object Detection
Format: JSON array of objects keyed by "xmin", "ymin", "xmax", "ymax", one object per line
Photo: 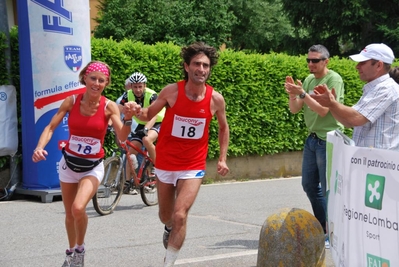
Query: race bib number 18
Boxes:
[
  {"xmin": 68, "ymin": 135, "xmax": 101, "ymax": 155},
  {"xmin": 171, "ymin": 115, "xmax": 206, "ymax": 139}
]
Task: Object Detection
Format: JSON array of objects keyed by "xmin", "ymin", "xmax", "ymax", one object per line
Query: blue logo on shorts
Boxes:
[
  {"xmin": 195, "ymin": 170, "xmax": 205, "ymax": 177},
  {"xmin": 64, "ymin": 45, "xmax": 82, "ymax": 72}
]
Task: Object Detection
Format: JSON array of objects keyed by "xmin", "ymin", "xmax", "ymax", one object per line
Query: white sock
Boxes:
[
  {"xmin": 164, "ymin": 246, "xmax": 179, "ymax": 267},
  {"xmin": 76, "ymin": 243, "xmax": 85, "ymax": 252}
]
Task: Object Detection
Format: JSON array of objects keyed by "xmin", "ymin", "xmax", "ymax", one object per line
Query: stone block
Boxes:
[{"xmin": 257, "ymin": 207, "xmax": 325, "ymax": 267}]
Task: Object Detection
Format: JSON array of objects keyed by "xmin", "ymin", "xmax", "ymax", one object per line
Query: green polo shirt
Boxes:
[{"xmin": 303, "ymin": 70, "xmax": 344, "ymax": 140}]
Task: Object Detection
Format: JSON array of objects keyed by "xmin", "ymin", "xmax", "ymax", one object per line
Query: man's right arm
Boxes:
[
  {"xmin": 285, "ymin": 76, "xmax": 305, "ymax": 114},
  {"xmin": 136, "ymin": 83, "xmax": 176, "ymax": 121},
  {"xmin": 329, "ymin": 101, "xmax": 368, "ymax": 127},
  {"xmin": 312, "ymin": 85, "xmax": 368, "ymax": 127}
]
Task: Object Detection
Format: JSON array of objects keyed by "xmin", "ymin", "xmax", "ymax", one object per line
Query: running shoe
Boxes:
[
  {"xmin": 131, "ymin": 189, "xmax": 139, "ymax": 195},
  {"xmin": 71, "ymin": 248, "xmax": 85, "ymax": 267},
  {"xmin": 61, "ymin": 250, "xmax": 73, "ymax": 267}
]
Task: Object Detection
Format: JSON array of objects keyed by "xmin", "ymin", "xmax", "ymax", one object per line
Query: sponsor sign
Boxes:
[
  {"xmin": 18, "ymin": 0, "xmax": 91, "ymax": 189},
  {"xmin": 327, "ymin": 131, "xmax": 398, "ymax": 266}
]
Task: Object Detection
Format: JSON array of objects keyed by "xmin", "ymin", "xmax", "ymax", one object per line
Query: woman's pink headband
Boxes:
[{"xmin": 85, "ymin": 62, "xmax": 110, "ymax": 77}]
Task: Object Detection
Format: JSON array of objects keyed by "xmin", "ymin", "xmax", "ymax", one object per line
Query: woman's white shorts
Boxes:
[{"xmin": 59, "ymin": 156, "xmax": 104, "ymax": 184}]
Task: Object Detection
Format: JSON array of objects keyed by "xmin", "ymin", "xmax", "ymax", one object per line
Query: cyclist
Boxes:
[{"xmin": 118, "ymin": 72, "xmax": 165, "ymax": 190}]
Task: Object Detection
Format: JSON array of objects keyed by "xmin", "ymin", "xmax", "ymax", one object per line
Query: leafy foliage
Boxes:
[
  {"xmin": 279, "ymin": 0, "xmax": 399, "ymax": 55},
  {"xmin": 1, "ymin": 32, "xmax": 389, "ymax": 161},
  {"xmin": 93, "ymin": 0, "xmax": 297, "ymax": 53},
  {"xmin": 0, "ymin": 32, "xmax": 8, "ymax": 84},
  {"xmin": 94, "ymin": 0, "xmax": 236, "ymax": 49},
  {"xmin": 90, "ymin": 39, "xmax": 371, "ymax": 158},
  {"xmin": 0, "ymin": 27, "xmax": 21, "ymax": 170},
  {"xmin": 229, "ymin": 0, "xmax": 294, "ymax": 53},
  {"xmin": 93, "ymin": 0, "xmax": 173, "ymax": 44},
  {"xmin": 164, "ymin": 0, "xmax": 236, "ymax": 48}
]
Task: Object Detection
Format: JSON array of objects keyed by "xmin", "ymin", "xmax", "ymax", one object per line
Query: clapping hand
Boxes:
[
  {"xmin": 311, "ymin": 84, "xmax": 336, "ymax": 107},
  {"xmin": 285, "ymin": 76, "xmax": 303, "ymax": 95}
]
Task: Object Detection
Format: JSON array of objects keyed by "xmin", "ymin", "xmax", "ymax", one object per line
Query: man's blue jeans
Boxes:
[{"xmin": 302, "ymin": 134, "xmax": 327, "ymax": 233}]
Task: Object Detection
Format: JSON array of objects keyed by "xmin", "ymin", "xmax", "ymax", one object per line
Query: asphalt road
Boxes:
[{"xmin": 0, "ymin": 177, "xmax": 335, "ymax": 267}]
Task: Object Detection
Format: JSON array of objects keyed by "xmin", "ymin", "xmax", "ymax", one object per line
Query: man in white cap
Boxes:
[{"xmin": 311, "ymin": 43, "xmax": 399, "ymax": 150}]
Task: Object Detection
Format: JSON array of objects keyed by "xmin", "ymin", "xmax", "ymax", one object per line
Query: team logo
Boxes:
[
  {"xmin": 365, "ymin": 174, "xmax": 385, "ymax": 210},
  {"xmin": 64, "ymin": 45, "xmax": 82, "ymax": 72}
]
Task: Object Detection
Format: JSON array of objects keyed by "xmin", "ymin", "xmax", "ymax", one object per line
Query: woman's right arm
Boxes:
[{"xmin": 32, "ymin": 96, "xmax": 73, "ymax": 162}]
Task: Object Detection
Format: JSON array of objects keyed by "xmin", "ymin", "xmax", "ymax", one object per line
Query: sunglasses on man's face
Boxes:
[{"xmin": 306, "ymin": 58, "xmax": 326, "ymax": 63}]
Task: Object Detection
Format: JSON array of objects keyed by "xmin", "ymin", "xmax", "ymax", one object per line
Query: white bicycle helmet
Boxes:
[{"xmin": 128, "ymin": 72, "xmax": 147, "ymax": 83}]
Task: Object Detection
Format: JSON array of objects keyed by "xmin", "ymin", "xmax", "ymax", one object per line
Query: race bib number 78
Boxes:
[{"xmin": 171, "ymin": 115, "xmax": 206, "ymax": 139}]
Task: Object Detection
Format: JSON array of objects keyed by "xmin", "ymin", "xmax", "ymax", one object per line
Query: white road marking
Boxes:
[
  {"xmin": 190, "ymin": 214, "xmax": 261, "ymax": 228},
  {"xmin": 202, "ymin": 176, "xmax": 301, "ymax": 186},
  {"xmin": 175, "ymin": 250, "xmax": 258, "ymax": 265}
]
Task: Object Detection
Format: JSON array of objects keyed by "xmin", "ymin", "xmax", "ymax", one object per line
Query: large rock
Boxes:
[{"xmin": 257, "ymin": 207, "xmax": 325, "ymax": 267}]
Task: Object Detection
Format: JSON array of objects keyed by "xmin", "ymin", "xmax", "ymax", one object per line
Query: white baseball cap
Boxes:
[{"xmin": 349, "ymin": 43, "xmax": 395, "ymax": 64}]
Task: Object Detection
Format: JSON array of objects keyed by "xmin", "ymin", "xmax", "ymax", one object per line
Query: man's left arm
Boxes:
[{"xmin": 212, "ymin": 92, "xmax": 230, "ymax": 176}]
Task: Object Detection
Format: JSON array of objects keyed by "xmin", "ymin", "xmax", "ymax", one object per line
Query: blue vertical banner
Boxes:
[{"xmin": 17, "ymin": 0, "xmax": 91, "ymax": 189}]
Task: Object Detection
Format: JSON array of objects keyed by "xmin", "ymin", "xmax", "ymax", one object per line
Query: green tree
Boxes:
[
  {"xmin": 93, "ymin": 0, "xmax": 295, "ymax": 52},
  {"xmin": 279, "ymin": 0, "xmax": 399, "ymax": 56},
  {"xmin": 164, "ymin": 0, "xmax": 237, "ymax": 48},
  {"xmin": 229, "ymin": 0, "xmax": 294, "ymax": 53},
  {"xmin": 94, "ymin": 0, "xmax": 236, "ymax": 48},
  {"xmin": 93, "ymin": 0, "xmax": 173, "ymax": 42}
]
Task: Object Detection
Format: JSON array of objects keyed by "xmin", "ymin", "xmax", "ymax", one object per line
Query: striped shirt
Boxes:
[{"xmin": 352, "ymin": 74, "xmax": 399, "ymax": 150}]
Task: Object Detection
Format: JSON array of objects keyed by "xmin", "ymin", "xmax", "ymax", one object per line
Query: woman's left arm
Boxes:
[{"xmin": 107, "ymin": 100, "xmax": 133, "ymax": 141}]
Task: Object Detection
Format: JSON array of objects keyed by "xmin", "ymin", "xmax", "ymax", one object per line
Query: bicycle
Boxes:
[{"xmin": 92, "ymin": 126, "xmax": 158, "ymax": 216}]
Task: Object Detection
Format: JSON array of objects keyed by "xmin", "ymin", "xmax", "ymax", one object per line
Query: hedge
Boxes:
[{"xmin": 1, "ymin": 28, "xmax": 393, "ymax": 170}]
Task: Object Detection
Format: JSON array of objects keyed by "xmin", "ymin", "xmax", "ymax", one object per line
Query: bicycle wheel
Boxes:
[
  {"xmin": 92, "ymin": 156, "xmax": 125, "ymax": 215},
  {"xmin": 140, "ymin": 165, "xmax": 158, "ymax": 206}
]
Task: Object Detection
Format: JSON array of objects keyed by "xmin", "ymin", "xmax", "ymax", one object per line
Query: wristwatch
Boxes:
[
  {"xmin": 299, "ymin": 92, "xmax": 307, "ymax": 99},
  {"xmin": 123, "ymin": 119, "xmax": 132, "ymax": 126}
]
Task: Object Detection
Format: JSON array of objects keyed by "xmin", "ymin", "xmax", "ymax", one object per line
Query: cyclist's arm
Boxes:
[
  {"xmin": 32, "ymin": 96, "xmax": 74, "ymax": 162},
  {"xmin": 211, "ymin": 91, "xmax": 229, "ymax": 176}
]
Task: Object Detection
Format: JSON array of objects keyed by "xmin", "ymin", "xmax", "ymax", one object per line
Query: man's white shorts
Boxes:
[{"xmin": 155, "ymin": 169, "xmax": 205, "ymax": 186}]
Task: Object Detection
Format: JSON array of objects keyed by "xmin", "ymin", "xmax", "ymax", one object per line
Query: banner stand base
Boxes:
[{"xmin": 15, "ymin": 186, "xmax": 61, "ymax": 203}]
